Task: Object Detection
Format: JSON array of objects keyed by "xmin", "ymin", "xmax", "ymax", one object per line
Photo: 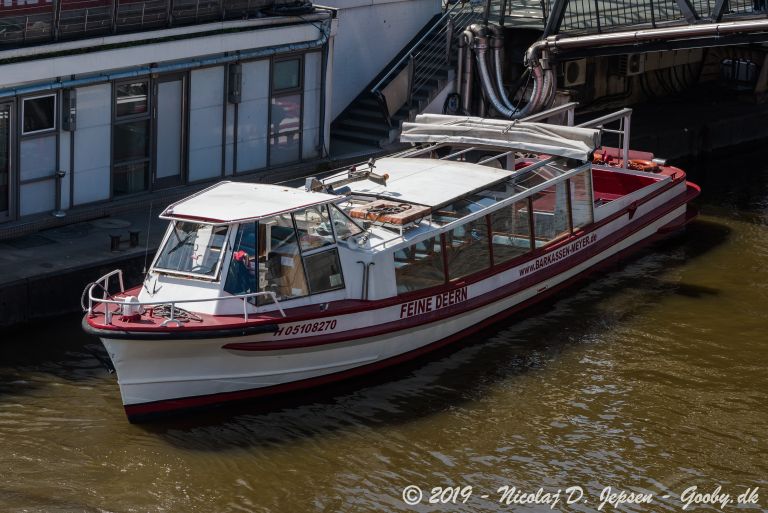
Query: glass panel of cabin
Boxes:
[
  {"xmin": 329, "ymin": 204, "xmax": 364, "ymax": 240},
  {"xmin": 490, "ymin": 201, "xmax": 532, "ymax": 263},
  {"xmin": 258, "ymin": 213, "xmax": 309, "ymax": 302},
  {"xmin": 154, "ymin": 222, "xmax": 229, "ymax": 278},
  {"xmin": 304, "ymin": 249, "xmax": 344, "ymax": 294},
  {"xmin": 570, "ymin": 170, "xmax": 594, "ymax": 230},
  {"xmin": 432, "ymin": 195, "xmax": 497, "ymax": 226},
  {"xmin": 531, "ymin": 181, "xmax": 570, "ymax": 247},
  {"xmin": 224, "ymin": 222, "xmax": 258, "ymax": 297},
  {"xmin": 293, "ymin": 205, "xmax": 335, "ymax": 251},
  {"xmin": 446, "ymin": 217, "xmax": 491, "ymax": 280},
  {"xmin": 394, "ymin": 236, "xmax": 445, "ymax": 294}
]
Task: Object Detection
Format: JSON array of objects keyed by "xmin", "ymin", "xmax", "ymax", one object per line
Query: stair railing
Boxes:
[{"xmin": 370, "ymin": 0, "xmax": 482, "ymax": 126}]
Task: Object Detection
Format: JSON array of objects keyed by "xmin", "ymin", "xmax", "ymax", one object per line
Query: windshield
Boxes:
[{"xmin": 153, "ymin": 221, "xmax": 229, "ymax": 278}]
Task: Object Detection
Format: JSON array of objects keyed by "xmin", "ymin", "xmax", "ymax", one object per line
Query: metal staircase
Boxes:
[{"xmin": 331, "ymin": 1, "xmax": 485, "ymax": 149}]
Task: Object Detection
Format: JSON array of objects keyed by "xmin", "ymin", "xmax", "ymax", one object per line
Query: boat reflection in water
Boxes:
[{"xmin": 82, "ymin": 110, "xmax": 699, "ymax": 421}]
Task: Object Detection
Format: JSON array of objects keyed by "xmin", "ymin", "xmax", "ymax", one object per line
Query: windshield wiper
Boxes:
[{"xmin": 166, "ymin": 232, "xmax": 192, "ymax": 254}]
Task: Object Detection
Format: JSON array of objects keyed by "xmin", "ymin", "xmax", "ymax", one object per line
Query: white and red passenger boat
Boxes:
[{"xmin": 83, "ymin": 108, "xmax": 700, "ymax": 421}]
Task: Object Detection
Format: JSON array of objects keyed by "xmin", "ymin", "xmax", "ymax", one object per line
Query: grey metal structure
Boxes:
[{"xmin": 0, "ymin": 0, "xmax": 311, "ymax": 48}]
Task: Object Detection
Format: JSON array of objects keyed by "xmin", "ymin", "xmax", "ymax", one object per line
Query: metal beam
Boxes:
[
  {"xmin": 675, "ymin": 0, "xmax": 700, "ymax": 24},
  {"xmin": 542, "ymin": 0, "xmax": 569, "ymax": 38},
  {"xmin": 712, "ymin": 0, "xmax": 729, "ymax": 22},
  {"xmin": 547, "ymin": 33, "xmax": 768, "ymax": 61}
]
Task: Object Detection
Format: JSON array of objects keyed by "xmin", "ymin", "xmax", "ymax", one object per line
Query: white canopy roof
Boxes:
[
  {"xmin": 161, "ymin": 182, "xmax": 338, "ymax": 223},
  {"xmin": 401, "ymin": 114, "xmax": 601, "ymax": 161},
  {"xmin": 344, "ymin": 157, "xmax": 513, "ymax": 207}
]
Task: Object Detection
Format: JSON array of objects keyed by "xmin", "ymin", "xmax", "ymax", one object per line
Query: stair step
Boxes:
[
  {"xmin": 335, "ymin": 118, "xmax": 392, "ymax": 136},
  {"xmin": 346, "ymin": 108, "xmax": 386, "ymax": 123},
  {"xmin": 332, "ymin": 128, "xmax": 387, "ymax": 147}
]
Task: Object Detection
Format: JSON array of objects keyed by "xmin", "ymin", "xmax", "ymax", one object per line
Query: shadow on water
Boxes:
[{"xmin": 138, "ymin": 219, "xmax": 732, "ymax": 450}]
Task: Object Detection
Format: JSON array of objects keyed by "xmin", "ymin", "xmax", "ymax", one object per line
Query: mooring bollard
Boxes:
[
  {"xmin": 110, "ymin": 234, "xmax": 121, "ymax": 252},
  {"xmin": 129, "ymin": 231, "xmax": 140, "ymax": 248}
]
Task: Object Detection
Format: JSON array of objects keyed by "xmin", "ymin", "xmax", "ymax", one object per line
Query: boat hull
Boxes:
[{"xmin": 96, "ymin": 183, "xmax": 696, "ymax": 420}]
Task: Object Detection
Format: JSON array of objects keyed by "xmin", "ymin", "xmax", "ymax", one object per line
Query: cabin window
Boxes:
[
  {"xmin": 329, "ymin": 204, "xmax": 364, "ymax": 240},
  {"xmin": 258, "ymin": 213, "xmax": 309, "ymax": 302},
  {"xmin": 531, "ymin": 181, "xmax": 570, "ymax": 246},
  {"xmin": 446, "ymin": 217, "xmax": 491, "ymax": 281},
  {"xmin": 490, "ymin": 201, "xmax": 532, "ymax": 263},
  {"xmin": 432, "ymin": 195, "xmax": 496, "ymax": 226},
  {"xmin": 304, "ymin": 249, "xmax": 345, "ymax": 294},
  {"xmin": 394, "ymin": 236, "xmax": 445, "ymax": 294},
  {"xmin": 224, "ymin": 222, "xmax": 258, "ymax": 297},
  {"xmin": 293, "ymin": 205, "xmax": 335, "ymax": 251},
  {"xmin": 569, "ymin": 170, "xmax": 594, "ymax": 230},
  {"xmin": 154, "ymin": 222, "xmax": 229, "ymax": 278}
]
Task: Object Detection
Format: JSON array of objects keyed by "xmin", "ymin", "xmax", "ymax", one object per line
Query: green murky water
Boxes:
[{"xmin": 0, "ymin": 153, "xmax": 766, "ymax": 513}]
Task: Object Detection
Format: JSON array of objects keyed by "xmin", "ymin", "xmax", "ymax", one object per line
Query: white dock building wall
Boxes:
[
  {"xmin": 322, "ymin": 0, "xmax": 442, "ymax": 120},
  {"xmin": 0, "ymin": 13, "xmax": 336, "ymax": 224}
]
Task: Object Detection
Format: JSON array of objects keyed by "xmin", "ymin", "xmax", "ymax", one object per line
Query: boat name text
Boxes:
[
  {"xmin": 274, "ymin": 319, "xmax": 337, "ymax": 337},
  {"xmin": 519, "ymin": 233, "xmax": 598, "ymax": 277},
  {"xmin": 399, "ymin": 287, "xmax": 469, "ymax": 319}
]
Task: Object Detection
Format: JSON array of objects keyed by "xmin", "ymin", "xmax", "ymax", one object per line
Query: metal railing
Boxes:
[
  {"xmin": 85, "ymin": 269, "xmax": 286, "ymax": 326},
  {"xmin": 370, "ymin": 0, "xmax": 482, "ymax": 121},
  {"xmin": 539, "ymin": 0, "xmax": 763, "ymax": 35},
  {"xmin": 578, "ymin": 107, "xmax": 633, "ymax": 169},
  {"xmin": 0, "ymin": 0, "xmax": 288, "ymax": 47}
]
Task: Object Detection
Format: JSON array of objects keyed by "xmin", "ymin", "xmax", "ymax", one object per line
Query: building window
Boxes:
[
  {"xmin": 273, "ymin": 59, "xmax": 301, "ymax": 91},
  {"xmin": 113, "ymin": 80, "xmax": 151, "ymax": 196},
  {"xmin": 270, "ymin": 56, "xmax": 303, "ymax": 166},
  {"xmin": 22, "ymin": 95, "xmax": 56, "ymax": 135},
  {"xmin": 115, "ymin": 82, "xmax": 149, "ymax": 118}
]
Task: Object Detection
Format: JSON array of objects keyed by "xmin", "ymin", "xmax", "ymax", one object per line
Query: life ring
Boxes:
[
  {"xmin": 628, "ymin": 159, "xmax": 660, "ymax": 173},
  {"xmin": 592, "ymin": 152, "xmax": 617, "ymax": 166}
]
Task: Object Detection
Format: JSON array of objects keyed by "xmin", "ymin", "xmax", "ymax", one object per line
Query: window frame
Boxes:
[
  {"xmin": 113, "ymin": 80, "xmax": 151, "ymax": 121},
  {"xmin": 150, "ymin": 220, "xmax": 231, "ymax": 281},
  {"xmin": 21, "ymin": 93, "xmax": 57, "ymax": 136},
  {"xmin": 268, "ymin": 53, "xmax": 304, "ymax": 167},
  {"xmin": 112, "ymin": 78, "xmax": 153, "ymax": 198}
]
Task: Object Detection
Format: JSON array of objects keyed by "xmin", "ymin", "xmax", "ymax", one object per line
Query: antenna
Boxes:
[{"xmin": 143, "ymin": 202, "xmax": 153, "ymax": 275}]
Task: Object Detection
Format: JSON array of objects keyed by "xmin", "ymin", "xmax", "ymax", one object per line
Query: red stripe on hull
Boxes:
[{"xmin": 124, "ymin": 209, "xmax": 690, "ymax": 421}]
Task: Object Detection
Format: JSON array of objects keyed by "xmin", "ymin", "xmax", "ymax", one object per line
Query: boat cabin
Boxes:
[
  {"xmin": 146, "ymin": 182, "xmax": 365, "ymax": 314},
  {"xmin": 139, "ymin": 113, "xmax": 675, "ymax": 317}
]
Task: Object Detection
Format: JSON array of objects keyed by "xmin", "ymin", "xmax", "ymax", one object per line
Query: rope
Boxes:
[{"xmin": 149, "ymin": 304, "xmax": 203, "ymax": 323}]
